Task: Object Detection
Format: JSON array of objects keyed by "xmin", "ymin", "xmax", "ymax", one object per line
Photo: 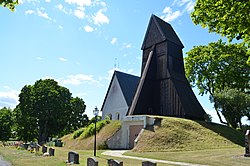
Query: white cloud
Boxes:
[
  {"xmin": 45, "ymin": 0, "xmax": 51, "ymax": 2},
  {"xmin": 65, "ymin": 0, "xmax": 92, "ymax": 7},
  {"xmin": 56, "ymin": 4, "xmax": 72, "ymax": 15},
  {"xmin": 74, "ymin": 8, "xmax": 85, "ymax": 19},
  {"xmin": 110, "ymin": 38, "xmax": 117, "ymax": 45},
  {"xmin": 185, "ymin": 1, "xmax": 195, "ymax": 13},
  {"xmin": 60, "ymin": 74, "xmax": 98, "ymax": 85},
  {"xmin": 100, "ymin": 1, "xmax": 106, "ymax": 7},
  {"xmin": 120, "ymin": 43, "xmax": 132, "ymax": 49},
  {"xmin": 43, "ymin": 74, "xmax": 101, "ymax": 86},
  {"xmin": 0, "ymin": 87, "xmax": 19, "ymax": 109},
  {"xmin": 163, "ymin": 6, "xmax": 171, "ymax": 13},
  {"xmin": 84, "ymin": 25, "xmax": 94, "ymax": 32},
  {"xmin": 25, "ymin": 8, "xmax": 52, "ymax": 20},
  {"xmin": 59, "ymin": 57, "xmax": 68, "ymax": 62},
  {"xmin": 36, "ymin": 57, "xmax": 43, "ymax": 60},
  {"xmin": 56, "ymin": 4, "xmax": 64, "ymax": 11},
  {"xmin": 125, "ymin": 43, "xmax": 132, "ymax": 48},
  {"xmin": 59, "ymin": 25, "xmax": 63, "ymax": 29},
  {"xmin": 162, "ymin": 0, "xmax": 195, "ymax": 22},
  {"xmin": 25, "ymin": 10, "xmax": 35, "ymax": 15},
  {"xmin": 162, "ymin": 6, "xmax": 182, "ymax": 22},
  {"xmin": 172, "ymin": 0, "xmax": 190, "ymax": 6},
  {"xmin": 92, "ymin": 9, "xmax": 109, "ymax": 25},
  {"xmin": 37, "ymin": 9, "xmax": 52, "ymax": 20}
]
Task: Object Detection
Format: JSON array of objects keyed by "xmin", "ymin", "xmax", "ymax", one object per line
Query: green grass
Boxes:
[
  {"xmin": 126, "ymin": 147, "xmax": 250, "ymax": 166},
  {"xmin": 0, "ymin": 146, "xmax": 173, "ymax": 166},
  {"xmin": 0, "ymin": 117, "xmax": 247, "ymax": 165},
  {"xmin": 61, "ymin": 120, "xmax": 121, "ymax": 150},
  {"xmin": 1, "ymin": 146, "xmax": 250, "ymax": 166},
  {"xmin": 133, "ymin": 117, "xmax": 244, "ymax": 152}
]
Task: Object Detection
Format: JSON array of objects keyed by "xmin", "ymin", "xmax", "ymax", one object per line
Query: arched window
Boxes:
[
  {"xmin": 108, "ymin": 114, "xmax": 112, "ymax": 120},
  {"xmin": 116, "ymin": 112, "xmax": 120, "ymax": 120}
]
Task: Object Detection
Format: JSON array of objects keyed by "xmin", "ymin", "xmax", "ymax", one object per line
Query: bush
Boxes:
[
  {"xmin": 72, "ymin": 128, "xmax": 85, "ymax": 139},
  {"xmin": 79, "ymin": 119, "xmax": 110, "ymax": 139}
]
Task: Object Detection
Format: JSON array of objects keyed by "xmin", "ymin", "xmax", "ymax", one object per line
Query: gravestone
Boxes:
[
  {"xmin": 87, "ymin": 157, "xmax": 98, "ymax": 166},
  {"xmin": 35, "ymin": 145, "xmax": 40, "ymax": 152},
  {"xmin": 245, "ymin": 130, "xmax": 250, "ymax": 157},
  {"xmin": 68, "ymin": 151, "xmax": 79, "ymax": 164},
  {"xmin": 107, "ymin": 159, "xmax": 123, "ymax": 166},
  {"xmin": 42, "ymin": 146, "xmax": 47, "ymax": 153},
  {"xmin": 22, "ymin": 143, "xmax": 30, "ymax": 150},
  {"xmin": 55, "ymin": 139, "xmax": 63, "ymax": 147},
  {"xmin": 142, "ymin": 161, "xmax": 157, "ymax": 166},
  {"xmin": 49, "ymin": 148, "xmax": 55, "ymax": 156}
]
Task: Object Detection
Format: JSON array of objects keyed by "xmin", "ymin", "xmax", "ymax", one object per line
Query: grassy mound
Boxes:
[
  {"xmin": 133, "ymin": 117, "xmax": 244, "ymax": 152},
  {"xmin": 61, "ymin": 120, "xmax": 121, "ymax": 150}
]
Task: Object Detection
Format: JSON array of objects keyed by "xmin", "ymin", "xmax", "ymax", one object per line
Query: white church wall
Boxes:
[{"xmin": 102, "ymin": 76, "xmax": 128, "ymax": 120}]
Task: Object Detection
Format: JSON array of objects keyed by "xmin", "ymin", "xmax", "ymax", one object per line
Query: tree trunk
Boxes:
[
  {"xmin": 239, "ymin": 120, "xmax": 242, "ymax": 130},
  {"xmin": 38, "ymin": 120, "xmax": 48, "ymax": 145},
  {"xmin": 215, "ymin": 106, "xmax": 227, "ymax": 125}
]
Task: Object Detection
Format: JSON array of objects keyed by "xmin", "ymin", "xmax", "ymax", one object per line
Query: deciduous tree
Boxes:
[
  {"xmin": 185, "ymin": 40, "xmax": 250, "ymax": 124},
  {"xmin": 14, "ymin": 79, "xmax": 87, "ymax": 144},
  {"xmin": 0, "ymin": 0, "xmax": 18, "ymax": 10},
  {"xmin": 191, "ymin": 0, "xmax": 250, "ymax": 46},
  {"xmin": 212, "ymin": 88, "xmax": 250, "ymax": 129},
  {"xmin": 0, "ymin": 107, "xmax": 12, "ymax": 141}
]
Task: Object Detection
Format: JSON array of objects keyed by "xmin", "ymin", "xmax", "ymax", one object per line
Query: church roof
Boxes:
[
  {"xmin": 115, "ymin": 71, "xmax": 140, "ymax": 106},
  {"xmin": 141, "ymin": 14, "xmax": 184, "ymax": 49},
  {"xmin": 101, "ymin": 71, "xmax": 140, "ymax": 112}
]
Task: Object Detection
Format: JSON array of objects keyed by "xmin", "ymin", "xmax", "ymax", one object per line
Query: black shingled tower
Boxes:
[{"xmin": 128, "ymin": 15, "xmax": 206, "ymax": 120}]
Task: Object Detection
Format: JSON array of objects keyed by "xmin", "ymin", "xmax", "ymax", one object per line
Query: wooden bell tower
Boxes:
[{"xmin": 128, "ymin": 15, "xmax": 206, "ymax": 120}]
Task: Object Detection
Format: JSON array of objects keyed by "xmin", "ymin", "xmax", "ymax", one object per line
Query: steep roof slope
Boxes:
[
  {"xmin": 142, "ymin": 14, "xmax": 184, "ymax": 49},
  {"xmin": 101, "ymin": 71, "xmax": 140, "ymax": 113},
  {"xmin": 115, "ymin": 71, "xmax": 140, "ymax": 106}
]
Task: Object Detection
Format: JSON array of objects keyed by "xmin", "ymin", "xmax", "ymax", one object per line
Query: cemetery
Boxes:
[{"xmin": 0, "ymin": 0, "xmax": 249, "ymax": 165}]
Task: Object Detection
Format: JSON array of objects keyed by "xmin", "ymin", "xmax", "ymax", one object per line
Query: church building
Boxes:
[{"xmin": 101, "ymin": 14, "xmax": 206, "ymax": 122}]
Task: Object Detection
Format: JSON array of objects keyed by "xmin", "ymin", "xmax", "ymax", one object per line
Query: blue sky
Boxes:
[{"xmin": 0, "ymin": 0, "xmax": 233, "ymax": 123}]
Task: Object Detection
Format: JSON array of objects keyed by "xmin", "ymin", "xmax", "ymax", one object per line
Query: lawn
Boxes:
[
  {"xmin": 1, "ymin": 118, "xmax": 248, "ymax": 165},
  {"xmin": 0, "ymin": 146, "xmax": 174, "ymax": 166},
  {"xmin": 1, "ymin": 146, "xmax": 250, "ymax": 166},
  {"xmin": 126, "ymin": 147, "xmax": 250, "ymax": 166}
]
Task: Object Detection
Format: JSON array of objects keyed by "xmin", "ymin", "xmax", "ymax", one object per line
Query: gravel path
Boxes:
[
  {"xmin": 102, "ymin": 150, "xmax": 208, "ymax": 166},
  {"xmin": 0, "ymin": 155, "xmax": 12, "ymax": 166}
]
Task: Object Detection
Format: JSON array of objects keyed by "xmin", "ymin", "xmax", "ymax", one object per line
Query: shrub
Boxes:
[
  {"xmin": 72, "ymin": 128, "xmax": 85, "ymax": 139},
  {"xmin": 79, "ymin": 119, "xmax": 110, "ymax": 139}
]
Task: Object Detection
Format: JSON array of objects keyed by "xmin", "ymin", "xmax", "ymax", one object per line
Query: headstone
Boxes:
[
  {"xmin": 245, "ymin": 130, "xmax": 250, "ymax": 157},
  {"xmin": 87, "ymin": 157, "xmax": 98, "ymax": 166},
  {"xmin": 107, "ymin": 159, "xmax": 123, "ymax": 166},
  {"xmin": 22, "ymin": 143, "xmax": 30, "ymax": 150},
  {"xmin": 42, "ymin": 146, "xmax": 47, "ymax": 153},
  {"xmin": 49, "ymin": 148, "xmax": 55, "ymax": 156},
  {"xmin": 142, "ymin": 161, "xmax": 157, "ymax": 166},
  {"xmin": 35, "ymin": 145, "xmax": 40, "ymax": 152},
  {"xmin": 68, "ymin": 151, "xmax": 79, "ymax": 164},
  {"xmin": 55, "ymin": 139, "xmax": 63, "ymax": 147}
]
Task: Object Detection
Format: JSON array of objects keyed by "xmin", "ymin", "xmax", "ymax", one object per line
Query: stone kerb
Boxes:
[
  {"xmin": 142, "ymin": 161, "xmax": 157, "ymax": 166},
  {"xmin": 87, "ymin": 157, "xmax": 98, "ymax": 166}
]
